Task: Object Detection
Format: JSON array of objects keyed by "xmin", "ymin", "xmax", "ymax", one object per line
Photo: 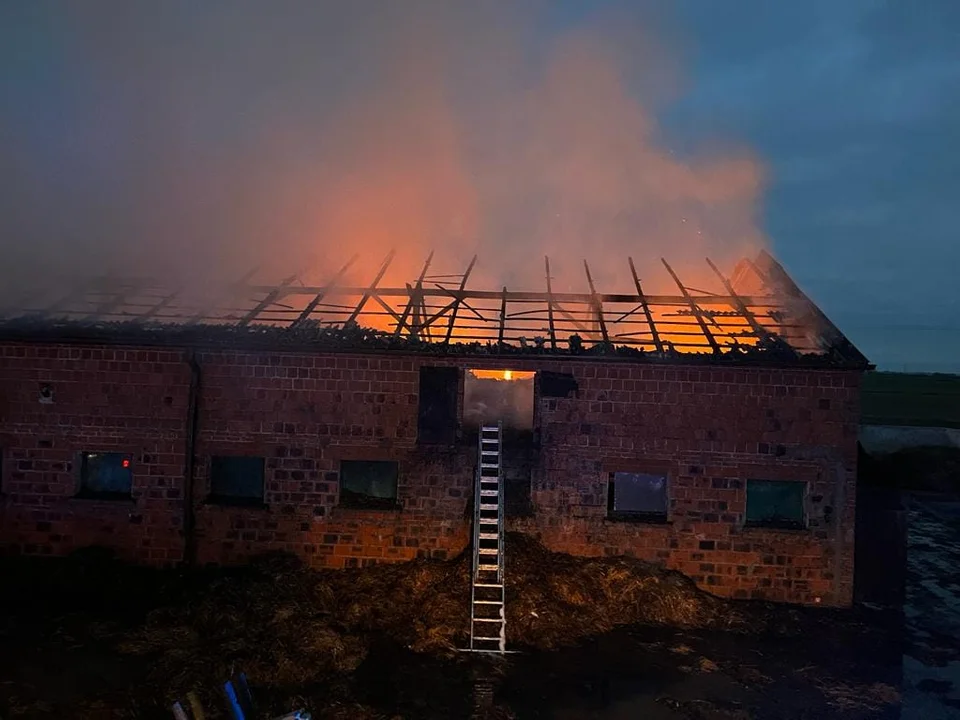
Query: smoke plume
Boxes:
[{"xmin": 0, "ymin": 0, "xmax": 766, "ymax": 303}]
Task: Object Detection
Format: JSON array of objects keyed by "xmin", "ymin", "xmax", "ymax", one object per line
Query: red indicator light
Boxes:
[{"xmin": 122, "ymin": 459, "xmax": 131, "ymax": 469}]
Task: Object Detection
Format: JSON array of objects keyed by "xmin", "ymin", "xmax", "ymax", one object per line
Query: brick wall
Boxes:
[
  {"xmin": 516, "ymin": 364, "xmax": 860, "ymax": 606},
  {"xmin": 0, "ymin": 342, "xmax": 860, "ymax": 606},
  {"xmin": 0, "ymin": 345, "xmax": 190, "ymax": 563}
]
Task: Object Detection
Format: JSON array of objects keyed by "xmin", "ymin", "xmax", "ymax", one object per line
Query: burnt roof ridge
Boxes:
[{"xmin": 0, "ymin": 315, "xmax": 868, "ymax": 369}]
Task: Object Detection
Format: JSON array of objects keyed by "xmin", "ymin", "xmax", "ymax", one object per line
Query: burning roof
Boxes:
[{"xmin": 0, "ymin": 250, "xmax": 868, "ymax": 368}]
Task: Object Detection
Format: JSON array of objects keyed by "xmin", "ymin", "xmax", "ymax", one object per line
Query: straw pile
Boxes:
[{"xmin": 116, "ymin": 533, "xmax": 749, "ymax": 702}]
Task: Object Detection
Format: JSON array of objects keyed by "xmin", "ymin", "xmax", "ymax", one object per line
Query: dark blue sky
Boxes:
[{"xmin": 1, "ymin": 1, "xmax": 957, "ymax": 371}]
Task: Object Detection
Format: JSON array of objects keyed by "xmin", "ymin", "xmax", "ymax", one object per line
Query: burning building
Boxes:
[{"xmin": 0, "ymin": 249, "xmax": 868, "ymax": 607}]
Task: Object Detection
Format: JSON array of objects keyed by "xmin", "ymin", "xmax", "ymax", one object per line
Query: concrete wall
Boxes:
[{"xmin": 0, "ymin": 342, "xmax": 860, "ymax": 606}]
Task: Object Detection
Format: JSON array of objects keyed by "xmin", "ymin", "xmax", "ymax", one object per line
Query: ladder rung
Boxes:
[
  {"xmin": 473, "ymin": 618, "xmax": 504, "ymax": 623},
  {"xmin": 472, "ymin": 637, "xmax": 503, "ymax": 642},
  {"xmin": 474, "ymin": 583, "xmax": 503, "ymax": 587},
  {"xmin": 478, "ymin": 564, "xmax": 498, "ymax": 570},
  {"xmin": 480, "ymin": 489, "xmax": 499, "ymax": 496},
  {"xmin": 478, "ymin": 548, "xmax": 499, "ymax": 554},
  {"xmin": 474, "ymin": 600, "xmax": 503, "ymax": 605},
  {"xmin": 480, "ymin": 463, "xmax": 499, "ymax": 469},
  {"xmin": 481, "ymin": 450, "xmax": 499, "ymax": 456},
  {"xmin": 478, "ymin": 532, "xmax": 498, "ymax": 539},
  {"xmin": 479, "ymin": 504, "xmax": 498, "ymax": 510}
]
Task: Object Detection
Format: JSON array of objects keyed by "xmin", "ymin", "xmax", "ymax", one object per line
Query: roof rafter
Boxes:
[
  {"xmin": 583, "ymin": 260, "xmax": 610, "ymax": 347},
  {"xmin": 395, "ymin": 252, "xmax": 434, "ymax": 339},
  {"xmin": 345, "ymin": 250, "xmax": 396, "ymax": 327},
  {"xmin": 628, "ymin": 257, "xmax": 663, "ymax": 353},
  {"xmin": 543, "ymin": 257, "xmax": 558, "ymax": 350},
  {"xmin": 443, "ymin": 255, "xmax": 477, "ymax": 344},
  {"xmin": 704, "ymin": 257, "xmax": 776, "ymax": 343},
  {"xmin": 292, "ymin": 254, "xmax": 359, "ymax": 328},
  {"xmin": 238, "ymin": 275, "xmax": 298, "ymax": 327},
  {"xmin": 661, "ymin": 258, "xmax": 721, "ymax": 355}
]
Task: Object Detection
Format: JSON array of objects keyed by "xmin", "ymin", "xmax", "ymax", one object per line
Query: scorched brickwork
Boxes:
[{"xmin": 0, "ymin": 342, "xmax": 860, "ymax": 606}]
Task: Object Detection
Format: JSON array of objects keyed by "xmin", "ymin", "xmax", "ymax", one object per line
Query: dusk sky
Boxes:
[{"xmin": 1, "ymin": 1, "xmax": 957, "ymax": 372}]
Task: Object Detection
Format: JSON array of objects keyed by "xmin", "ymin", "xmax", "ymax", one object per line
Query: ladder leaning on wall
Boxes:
[{"xmin": 468, "ymin": 421, "xmax": 507, "ymax": 653}]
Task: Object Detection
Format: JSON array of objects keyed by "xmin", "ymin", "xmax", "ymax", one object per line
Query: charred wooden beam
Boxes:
[
  {"xmin": 82, "ymin": 283, "xmax": 142, "ymax": 322},
  {"xmin": 372, "ymin": 295, "xmax": 404, "ymax": 327},
  {"xmin": 421, "ymin": 292, "xmax": 433, "ymax": 341},
  {"xmin": 751, "ymin": 249, "xmax": 869, "ymax": 365},
  {"xmin": 433, "ymin": 283, "xmax": 485, "ymax": 321},
  {"xmin": 419, "ymin": 299, "xmax": 457, "ymax": 332},
  {"xmin": 443, "ymin": 255, "xmax": 477, "ymax": 344},
  {"xmin": 140, "ymin": 288, "xmax": 185, "ymax": 322},
  {"xmin": 627, "ymin": 258, "xmax": 663, "ymax": 353},
  {"xmin": 583, "ymin": 260, "xmax": 610, "ymax": 346},
  {"xmin": 247, "ymin": 284, "xmax": 778, "ymax": 306},
  {"xmin": 661, "ymin": 258, "xmax": 721, "ymax": 355},
  {"xmin": 544, "ymin": 257, "xmax": 557, "ymax": 350},
  {"xmin": 292, "ymin": 255, "xmax": 359, "ymax": 328},
  {"xmin": 344, "ymin": 250, "xmax": 396, "ymax": 326},
  {"xmin": 395, "ymin": 252, "xmax": 434, "ymax": 339},
  {"xmin": 498, "ymin": 287, "xmax": 507, "ymax": 346},
  {"xmin": 704, "ymin": 257, "xmax": 773, "ymax": 341},
  {"xmin": 237, "ymin": 275, "xmax": 298, "ymax": 327},
  {"xmin": 186, "ymin": 266, "xmax": 261, "ymax": 324},
  {"xmin": 35, "ymin": 278, "xmax": 104, "ymax": 319}
]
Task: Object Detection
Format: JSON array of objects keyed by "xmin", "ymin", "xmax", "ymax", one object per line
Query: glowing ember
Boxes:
[{"xmin": 469, "ymin": 369, "xmax": 532, "ymax": 382}]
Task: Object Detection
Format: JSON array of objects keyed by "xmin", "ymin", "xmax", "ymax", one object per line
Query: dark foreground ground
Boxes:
[
  {"xmin": 3, "ymin": 456, "xmax": 960, "ymax": 719},
  {"xmin": 0, "ymin": 565, "xmax": 903, "ymax": 720}
]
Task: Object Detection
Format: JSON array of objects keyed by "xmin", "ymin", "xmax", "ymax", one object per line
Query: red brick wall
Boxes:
[
  {"xmin": 516, "ymin": 363, "xmax": 860, "ymax": 606},
  {"xmin": 0, "ymin": 345, "xmax": 190, "ymax": 563},
  {"xmin": 0, "ymin": 342, "xmax": 860, "ymax": 606}
]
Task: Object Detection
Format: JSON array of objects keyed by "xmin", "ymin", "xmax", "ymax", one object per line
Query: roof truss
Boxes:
[{"xmin": 0, "ymin": 251, "xmax": 865, "ymax": 359}]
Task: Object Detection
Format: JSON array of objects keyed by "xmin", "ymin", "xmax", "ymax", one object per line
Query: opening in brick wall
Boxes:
[
  {"xmin": 339, "ymin": 459, "xmax": 399, "ymax": 510},
  {"xmin": 208, "ymin": 456, "xmax": 266, "ymax": 507},
  {"xmin": 78, "ymin": 452, "xmax": 133, "ymax": 500},
  {"xmin": 463, "ymin": 369, "xmax": 535, "ymax": 432},
  {"xmin": 418, "ymin": 367, "xmax": 459, "ymax": 445},
  {"xmin": 607, "ymin": 471, "xmax": 668, "ymax": 522},
  {"xmin": 745, "ymin": 479, "xmax": 806, "ymax": 530}
]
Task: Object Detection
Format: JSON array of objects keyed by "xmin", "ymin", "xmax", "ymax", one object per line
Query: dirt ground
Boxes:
[
  {"xmin": 900, "ymin": 495, "xmax": 960, "ymax": 717},
  {"xmin": 7, "ymin": 445, "xmax": 960, "ymax": 720}
]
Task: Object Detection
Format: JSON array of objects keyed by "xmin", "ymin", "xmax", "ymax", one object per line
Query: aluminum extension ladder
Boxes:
[{"xmin": 468, "ymin": 422, "xmax": 507, "ymax": 653}]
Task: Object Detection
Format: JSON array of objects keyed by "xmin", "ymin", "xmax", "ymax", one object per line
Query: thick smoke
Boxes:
[{"xmin": 0, "ymin": 1, "xmax": 766, "ymax": 303}]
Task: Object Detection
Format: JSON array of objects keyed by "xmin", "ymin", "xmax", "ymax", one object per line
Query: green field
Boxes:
[{"xmin": 861, "ymin": 371, "xmax": 960, "ymax": 429}]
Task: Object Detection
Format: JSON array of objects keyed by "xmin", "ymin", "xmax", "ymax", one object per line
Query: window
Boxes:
[
  {"xmin": 538, "ymin": 371, "xmax": 578, "ymax": 398},
  {"xmin": 745, "ymin": 479, "xmax": 806, "ymax": 529},
  {"xmin": 79, "ymin": 452, "xmax": 133, "ymax": 499},
  {"xmin": 607, "ymin": 471, "xmax": 668, "ymax": 521},
  {"xmin": 209, "ymin": 456, "xmax": 266, "ymax": 506},
  {"xmin": 418, "ymin": 367, "xmax": 459, "ymax": 445},
  {"xmin": 339, "ymin": 460, "xmax": 399, "ymax": 510},
  {"xmin": 463, "ymin": 369, "xmax": 535, "ymax": 431}
]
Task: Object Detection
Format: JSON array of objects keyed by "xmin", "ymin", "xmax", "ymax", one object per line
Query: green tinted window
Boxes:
[
  {"xmin": 80, "ymin": 452, "xmax": 133, "ymax": 498},
  {"xmin": 340, "ymin": 460, "xmax": 399, "ymax": 509},
  {"xmin": 209, "ymin": 456, "xmax": 265, "ymax": 505},
  {"xmin": 746, "ymin": 480, "xmax": 805, "ymax": 528}
]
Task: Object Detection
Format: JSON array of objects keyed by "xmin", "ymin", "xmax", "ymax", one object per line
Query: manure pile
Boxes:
[{"xmin": 118, "ymin": 533, "xmax": 750, "ymax": 699}]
